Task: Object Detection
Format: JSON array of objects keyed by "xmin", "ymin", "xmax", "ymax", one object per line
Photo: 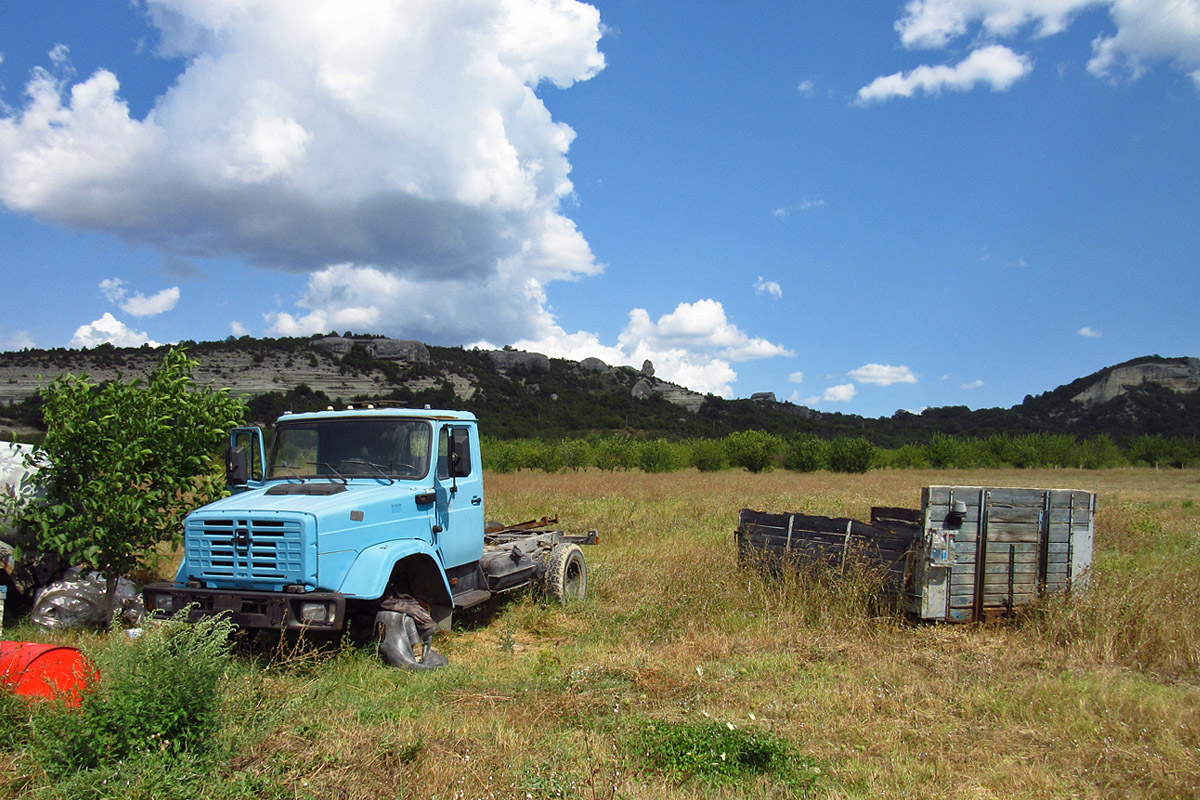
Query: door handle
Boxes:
[{"xmin": 471, "ymin": 497, "xmax": 482, "ymax": 506}]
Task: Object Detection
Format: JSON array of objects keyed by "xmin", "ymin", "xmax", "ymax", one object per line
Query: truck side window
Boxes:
[
  {"xmin": 451, "ymin": 427, "xmax": 472, "ymax": 477},
  {"xmin": 437, "ymin": 426, "xmax": 473, "ymax": 480}
]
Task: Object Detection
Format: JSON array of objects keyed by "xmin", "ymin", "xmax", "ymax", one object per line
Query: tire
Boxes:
[{"xmin": 544, "ymin": 543, "xmax": 587, "ymax": 602}]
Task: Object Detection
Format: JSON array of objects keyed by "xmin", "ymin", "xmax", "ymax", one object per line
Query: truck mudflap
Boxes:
[{"xmin": 143, "ymin": 582, "xmax": 346, "ymax": 631}]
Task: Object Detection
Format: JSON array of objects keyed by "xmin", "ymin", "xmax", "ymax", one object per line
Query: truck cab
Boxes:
[{"xmin": 144, "ymin": 406, "xmax": 489, "ymax": 633}]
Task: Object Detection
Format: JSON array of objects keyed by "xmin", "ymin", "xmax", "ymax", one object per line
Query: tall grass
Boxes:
[{"xmin": 1, "ymin": 467, "xmax": 1197, "ymax": 798}]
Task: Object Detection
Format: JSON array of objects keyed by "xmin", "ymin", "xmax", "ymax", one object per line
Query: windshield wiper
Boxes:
[
  {"xmin": 342, "ymin": 458, "xmax": 395, "ymax": 484},
  {"xmin": 277, "ymin": 463, "xmax": 306, "ymax": 483},
  {"xmin": 317, "ymin": 462, "xmax": 349, "ymax": 484}
]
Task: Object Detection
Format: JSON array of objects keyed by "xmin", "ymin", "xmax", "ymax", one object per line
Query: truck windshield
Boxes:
[{"xmin": 267, "ymin": 418, "xmax": 433, "ymax": 480}]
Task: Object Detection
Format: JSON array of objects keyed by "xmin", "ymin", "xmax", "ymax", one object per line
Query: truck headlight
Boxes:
[
  {"xmin": 146, "ymin": 591, "xmax": 175, "ymax": 614},
  {"xmin": 298, "ymin": 601, "xmax": 332, "ymax": 624}
]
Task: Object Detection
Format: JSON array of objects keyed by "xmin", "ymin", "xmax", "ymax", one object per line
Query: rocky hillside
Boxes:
[
  {"xmin": 1, "ymin": 339, "xmax": 1195, "ymax": 443},
  {"xmin": 1070, "ymin": 357, "xmax": 1200, "ymax": 405},
  {"xmin": 0, "ymin": 335, "xmax": 712, "ymax": 439}
]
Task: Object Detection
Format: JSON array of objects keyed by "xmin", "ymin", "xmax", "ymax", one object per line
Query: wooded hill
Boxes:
[{"xmin": 1, "ymin": 336, "xmax": 1196, "ymax": 446}]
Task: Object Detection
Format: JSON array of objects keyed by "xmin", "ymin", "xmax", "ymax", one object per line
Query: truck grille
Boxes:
[{"xmin": 184, "ymin": 516, "xmax": 316, "ymax": 589}]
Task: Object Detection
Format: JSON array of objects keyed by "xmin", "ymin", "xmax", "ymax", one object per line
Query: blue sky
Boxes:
[{"xmin": 1, "ymin": 1, "xmax": 1197, "ymax": 418}]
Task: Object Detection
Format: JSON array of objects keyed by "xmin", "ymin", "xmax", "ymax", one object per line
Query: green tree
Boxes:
[
  {"xmin": 558, "ymin": 438, "xmax": 593, "ymax": 472},
  {"xmin": 927, "ymin": 432, "xmax": 968, "ymax": 468},
  {"xmin": 593, "ymin": 435, "xmax": 638, "ymax": 471},
  {"xmin": 636, "ymin": 438, "xmax": 678, "ymax": 473},
  {"xmin": 887, "ymin": 443, "xmax": 929, "ymax": 469},
  {"xmin": 782, "ymin": 433, "xmax": 828, "ymax": 472},
  {"xmin": 723, "ymin": 430, "xmax": 781, "ymax": 473},
  {"xmin": 19, "ymin": 348, "xmax": 245, "ymax": 616},
  {"xmin": 687, "ymin": 438, "xmax": 726, "ymax": 472},
  {"xmin": 1078, "ymin": 434, "xmax": 1124, "ymax": 469},
  {"xmin": 827, "ymin": 436, "xmax": 876, "ymax": 474}
]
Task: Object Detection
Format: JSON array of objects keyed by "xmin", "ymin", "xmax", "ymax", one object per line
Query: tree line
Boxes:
[{"xmin": 482, "ymin": 431, "xmax": 1200, "ymax": 474}]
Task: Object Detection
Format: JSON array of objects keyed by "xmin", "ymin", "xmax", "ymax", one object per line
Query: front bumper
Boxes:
[{"xmin": 143, "ymin": 582, "xmax": 346, "ymax": 631}]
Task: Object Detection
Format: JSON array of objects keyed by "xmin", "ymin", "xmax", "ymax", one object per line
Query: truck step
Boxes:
[{"xmin": 452, "ymin": 589, "xmax": 492, "ymax": 609}]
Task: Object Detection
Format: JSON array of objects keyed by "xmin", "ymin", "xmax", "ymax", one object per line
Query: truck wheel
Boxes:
[{"xmin": 544, "ymin": 543, "xmax": 587, "ymax": 602}]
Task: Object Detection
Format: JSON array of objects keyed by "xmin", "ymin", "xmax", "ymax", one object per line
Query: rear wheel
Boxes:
[{"xmin": 544, "ymin": 543, "xmax": 587, "ymax": 602}]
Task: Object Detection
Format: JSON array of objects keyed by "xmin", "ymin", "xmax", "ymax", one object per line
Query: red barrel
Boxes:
[{"xmin": 0, "ymin": 642, "xmax": 93, "ymax": 706}]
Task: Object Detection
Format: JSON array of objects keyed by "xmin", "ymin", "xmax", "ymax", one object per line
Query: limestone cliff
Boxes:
[{"xmin": 1071, "ymin": 357, "xmax": 1200, "ymax": 405}]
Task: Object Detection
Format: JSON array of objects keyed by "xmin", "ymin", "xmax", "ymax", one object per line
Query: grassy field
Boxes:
[{"xmin": 2, "ymin": 467, "xmax": 1198, "ymax": 799}]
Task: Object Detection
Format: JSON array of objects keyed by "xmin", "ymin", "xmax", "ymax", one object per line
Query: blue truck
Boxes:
[{"xmin": 143, "ymin": 406, "xmax": 595, "ymax": 668}]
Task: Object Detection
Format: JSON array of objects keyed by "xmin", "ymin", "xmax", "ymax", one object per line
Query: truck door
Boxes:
[{"xmin": 433, "ymin": 423, "xmax": 485, "ymax": 568}]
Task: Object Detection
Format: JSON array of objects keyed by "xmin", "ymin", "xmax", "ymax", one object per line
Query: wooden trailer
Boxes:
[{"xmin": 736, "ymin": 485, "xmax": 1097, "ymax": 623}]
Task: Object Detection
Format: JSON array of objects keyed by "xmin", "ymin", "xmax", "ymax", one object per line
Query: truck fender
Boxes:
[{"xmin": 338, "ymin": 541, "xmax": 452, "ymax": 606}]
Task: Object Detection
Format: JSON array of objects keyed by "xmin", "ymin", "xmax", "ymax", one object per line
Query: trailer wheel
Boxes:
[{"xmin": 544, "ymin": 543, "xmax": 587, "ymax": 602}]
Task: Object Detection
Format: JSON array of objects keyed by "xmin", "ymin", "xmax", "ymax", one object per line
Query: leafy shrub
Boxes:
[
  {"xmin": 592, "ymin": 436, "xmax": 638, "ymax": 471},
  {"xmin": 516, "ymin": 440, "xmax": 563, "ymax": 473},
  {"xmin": 558, "ymin": 438, "xmax": 593, "ymax": 471},
  {"xmin": 969, "ymin": 434, "xmax": 1012, "ymax": 468},
  {"xmin": 927, "ymin": 431, "xmax": 968, "ymax": 468},
  {"xmin": 887, "ymin": 442, "xmax": 929, "ymax": 469},
  {"xmin": 1078, "ymin": 434, "xmax": 1124, "ymax": 469},
  {"xmin": 481, "ymin": 436, "xmax": 520, "ymax": 472},
  {"xmin": 33, "ymin": 611, "xmax": 236, "ymax": 775},
  {"xmin": 723, "ymin": 430, "xmax": 781, "ymax": 473},
  {"xmin": 827, "ymin": 436, "xmax": 876, "ymax": 473},
  {"xmin": 636, "ymin": 438, "xmax": 678, "ymax": 473},
  {"xmin": 782, "ymin": 433, "xmax": 827, "ymax": 472},
  {"xmin": 687, "ymin": 438, "xmax": 726, "ymax": 472}
]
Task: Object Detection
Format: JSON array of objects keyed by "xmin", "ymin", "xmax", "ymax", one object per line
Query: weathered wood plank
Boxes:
[
  {"xmin": 982, "ymin": 524, "xmax": 1042, "ymax": 543},
  {"xmin": 986, "ymin": 507, "xmax": 1043, "ymax": 524},
  {"xmin": 951, "ymin": 592, "xmax": 1041, "ymax": 608}
]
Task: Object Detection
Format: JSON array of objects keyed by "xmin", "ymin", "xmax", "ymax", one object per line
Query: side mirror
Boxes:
[
  {"xmin": 450, "ymin": 429, "xmax": 472, "ymax": 478},
  {"xmin": 226, "ymin": 445, "xmax": 250, "ymax": 486}
]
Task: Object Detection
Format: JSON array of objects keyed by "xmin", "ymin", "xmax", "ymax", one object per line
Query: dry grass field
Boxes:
[{"xmin": 3, "ymin": 467, "xmax": 1198, "ymax": 799}]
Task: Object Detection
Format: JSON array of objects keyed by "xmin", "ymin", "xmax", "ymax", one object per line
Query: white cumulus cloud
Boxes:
[
  {"xmin": 856, "ymin": 44, "xmax": 1033, "ymax": 104},
  {"xmin": 1089, "ymin": 0, "xmax": 1200, "ymax": 86},
  {"xmin": 895, "ymin": 0, "xmax": 1089, "ymax": 49},
  {"xmin": 0, "ymin": 0, "xmax": 606, "ymax": 291},
  {"xmin": 960, "ymin": 379, "xmax": 985, "ymax": 390},
  {"xmin": 618, "ymin": 299, "xmax": 793, "ymax": 363},
  {"xmin": 1077, "ymin": 326, "xmax": 1103, "ymax": 337},
  {"xmin": 788, "ymin": 371, "xmax": 805, "ymax": 384},
  {"xmin": 98, "ymin": 278, "xmax": 180, "ymax": 316},
  {"xmin": 818, "ymin": 383, "xmax": 857, "ymax": 404},
  {"xmin": 70, "ymin": 312, "xmax": 161, "ymax": 348},
  {"xmin": 122, "ymin": 286, "xmax": 180, "ymax": 317},
  {"xmin": 470, "ymin": 298, "xmax": 793, "ymax": 397},
  {"xmin": 849, "ymin": 363, "xmax": 919, "ymax": 386},
  {"xmin": 871, "ymin": 0, "xmax": 1200, "ymax": 97}
]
